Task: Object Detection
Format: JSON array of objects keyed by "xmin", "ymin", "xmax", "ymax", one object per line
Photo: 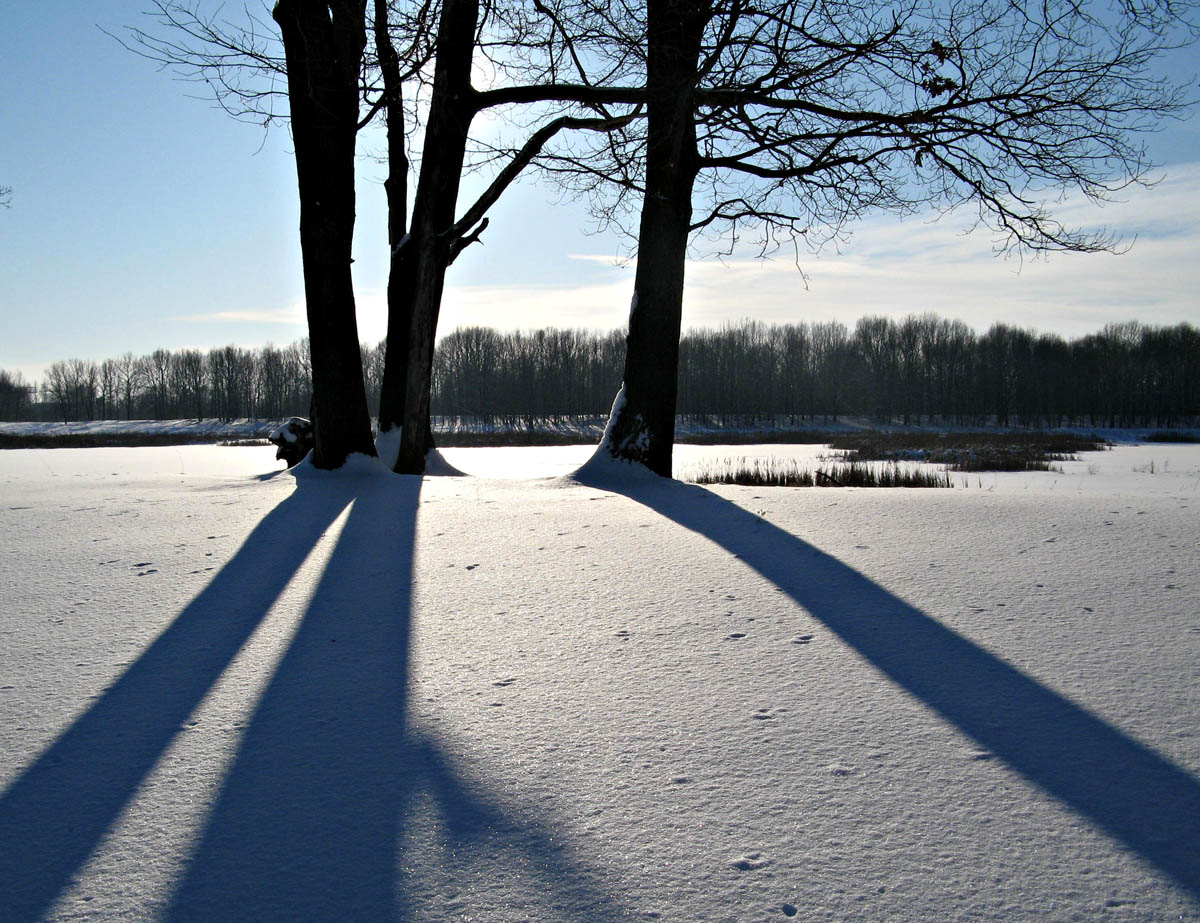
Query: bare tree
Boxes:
[
  {"xmin": 43, "ymin": 360, "xmax": 100, "ymax": 422},
  {"xmin": 372, "ymin": 0, "xmax": 643, "ymax": 472},
  {"xmin": 124, "ymin": 0, "xmax": 641, "ymax": 472},
  {"xmin": 568, "ymin": 0, "xmax": 1195, "ymax": 474},
  {"xmin": 113, "ymin": 353, "xmax": 142, "ymax": 420},
  {"xmin": 98, "ymin": 359, "xmax": 119, "ymax": 420},
  {"xmin": 0, "ymin": 370, "xmax": 32, "ymax": 421},
  {"xmin": 272, "ymin": 0, "xmax": 379, "ymax": 466},
  {"xmin": 172, "ymin": 349, "xmax": 208, "ymax": 420}
]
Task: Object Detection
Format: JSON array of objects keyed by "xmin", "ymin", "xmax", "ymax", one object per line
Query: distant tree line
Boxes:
[
  {"xmin": 2, "ymin": 316, "xmax": 1197, "ymax": 428},
  {"xmin": 2, "ymin": 344, "xmax": 314, "ymax": 424},
  {"xmin": 431, "ymin": 317, "xmax": 1200, "ymax": 429}
]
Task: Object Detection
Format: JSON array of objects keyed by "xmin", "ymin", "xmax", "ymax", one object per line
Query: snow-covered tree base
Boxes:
[
  {"xmin": 375, "ymin": 426, "xmax": 466, "ymax": 477},
  {"xmin": 571, "ymin": 387, "xmax": 668, "ymax": 485}
]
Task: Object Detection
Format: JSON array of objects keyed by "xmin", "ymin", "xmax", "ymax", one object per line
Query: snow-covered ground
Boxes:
[{"xmin": 0, "ymin": 443, "xmax": 1197, "ymax": 921}]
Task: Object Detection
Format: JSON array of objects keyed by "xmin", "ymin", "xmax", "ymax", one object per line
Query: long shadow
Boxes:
[
  {"xmin": 0, "ymin": 480, "xmax": 354, "ymax": 921},
  {"xmin": 166, "ymin": 475, "xmax": 627, "ymax": 921},
  {"xmin": 581, "ymin": 472, "xmax": 1200, "ymax": 901}
]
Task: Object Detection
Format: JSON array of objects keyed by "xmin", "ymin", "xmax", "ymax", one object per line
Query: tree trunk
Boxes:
[
  {"xmin": 600, "ymin": 0, "xmax": 707, "ymax": 477},
  {"xmin": 273, "ymin": 0, "xmax": 376, "ymax": 469},
  {"xmin": 374, "ymin": 0, "xmax": 410, "ymax": 442},
  {"xmin": 387, "ymin": 0, "xmax": 479, "ymax": 474}
]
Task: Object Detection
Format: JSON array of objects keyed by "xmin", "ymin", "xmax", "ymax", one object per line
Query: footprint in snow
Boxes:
[
  {"xmin": 752, "ymin": 709, "xmax": 775, "ymax": 720},
  {"xmin": 793, "ymin": 635, "xmax": 814, "ymax": 644},
  {"xmin": 727, "ymin": 632, "xmax": 747, "ymax": 640},
  {"xmin": 826, "ymin": 763, "xmax": 854, "ymax": 776},
  {"xmin": 492, "ymin": 678, "xmax": 517, "ymax": 687},
  {"xmin": 615, "ymin": 630, "xmax": 632, "ymax": 640},
  {"xmin": 730, "ymin": 852, "xmax": 770, "ymax": 871}
]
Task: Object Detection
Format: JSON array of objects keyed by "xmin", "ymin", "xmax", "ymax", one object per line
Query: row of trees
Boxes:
[
  {"xmin": 6, "ymin": 317, "xmax": 1196, "ymax": 428},
  {"xmin": 5, "ymin": 345, "xmax": 312, "ymax": 424},
  {"xmin": 432, "ymin": 317, "xmax": 1200, "ymax": 428},
  {"xmin": 125, "ymin": 0, "xmax": 1195, "ymax": 474}
]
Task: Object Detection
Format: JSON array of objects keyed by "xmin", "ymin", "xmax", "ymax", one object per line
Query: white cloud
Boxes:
[
  {"xmin": 446, "ymin": 162, "xmax": 1200, "ymax": 338},
  {"xmin": 438, "ymin": 276, "xmax": 636, "ymax": 335},
  {"xmin": 175, "ymin": 306, "xmax": 306, "ymax": 325},
  {"xmin": 198, "ymin": 162, "xmax": 1200, "ymax": 351}
]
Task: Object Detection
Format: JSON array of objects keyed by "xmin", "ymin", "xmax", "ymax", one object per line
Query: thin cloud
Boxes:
[{"xmin": 176, "ymin": 307, "xmax": 306, "ymax": 325}]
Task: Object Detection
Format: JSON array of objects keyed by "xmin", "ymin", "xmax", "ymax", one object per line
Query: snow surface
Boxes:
[{"xmin": 0, "ymin": 443, "xmax": 1198, "ymax": 921}]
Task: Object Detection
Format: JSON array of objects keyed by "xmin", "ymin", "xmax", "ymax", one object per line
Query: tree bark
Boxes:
[
  {"xmin": 273, "ymin": 0, "xmax": 376, "ymax": 469},
  {"xmin": 601, "ymin": 0, "xmax": 707, "ymax": 476},
  {"xmin": 374, "ymin": 0, "xmax": 411, "ymax": 441},
  {"xmin": 386, "ymin": 0, "xmax": 480, "ymax": 474}
]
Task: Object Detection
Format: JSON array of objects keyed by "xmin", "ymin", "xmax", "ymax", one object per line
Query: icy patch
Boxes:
[{"xmin": 375, "ymin": 426, "xmax": 402, "ymax": 470}]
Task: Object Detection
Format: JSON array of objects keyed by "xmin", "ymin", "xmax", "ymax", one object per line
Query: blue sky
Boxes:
[{"xmin": 1, "ymin": 2, "xmax": 1197, "ymax": 385}]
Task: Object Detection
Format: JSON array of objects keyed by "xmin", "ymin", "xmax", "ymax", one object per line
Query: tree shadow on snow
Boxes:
[
  {"xmin": 1, "ymin": 471, "xmax": 625, "ymax": 921},
  {"xmin": 579, "ymin": 472, "xmax": 1200, "ymax": 902},
  {"xmin": 164, "ymin": 475, "xmax": 625, "ymax": 921},
  {"xmin": 0, "ymin": 478, "xmax": 355, "ymax": 921}
]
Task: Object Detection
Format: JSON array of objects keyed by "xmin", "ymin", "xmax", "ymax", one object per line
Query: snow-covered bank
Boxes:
[
  {"xmin": 3, "ymin": 416, "xmax": 1196, "ymax": 448},
  {"xmin": 0, "ymin": 444, "xmax": 1197, "ymax": 921},
  {"xmin": 0, "ymin": 419, "xmax": 285, "ymax": 440}
]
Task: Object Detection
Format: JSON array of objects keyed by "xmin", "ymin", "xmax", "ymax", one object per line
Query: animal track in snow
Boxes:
[
  {"xmin": 492, "ymin": 678, "xmax": 518, "ymax": 687},
  {"xmin": 730, "ymin": 852, "xmax": 770, "ymax": 871},
  {"xmin": 615, "ymin": 629, "xmax": 632, "ymax": 640},
  {"xmin": 727, "ymin": 632, "xmax": 747, "ymax": 640},
  {"xmin": 752, "ymin": 708, "xmax": 775, "ymax": 720},
  {"xmin": 793, "ymin": 635, "xmax": 814, "ymax": 644}
]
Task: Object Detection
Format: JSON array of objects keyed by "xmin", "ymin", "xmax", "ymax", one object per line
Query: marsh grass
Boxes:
[
  {"xmin": 1142, "ymin": 430, "xmax": 1199, "ymax": 443},
  {"xmin": 827, "ymin": 432, "xmax": 1107, "ymax": 472},
  {"xmin": 687, "ymin": 457, "xmax": 953, "ymax": 488}
]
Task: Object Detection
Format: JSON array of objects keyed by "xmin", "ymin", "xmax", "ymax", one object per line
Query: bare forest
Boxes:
[{"xmin": 4, "ymin": 315, "xmax": 1196, "ymax": 430}]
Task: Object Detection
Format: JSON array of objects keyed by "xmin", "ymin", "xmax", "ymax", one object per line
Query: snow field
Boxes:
[{"xmin": 0, "ymin": 443, "xmax": 1197, "ymax": 921}]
